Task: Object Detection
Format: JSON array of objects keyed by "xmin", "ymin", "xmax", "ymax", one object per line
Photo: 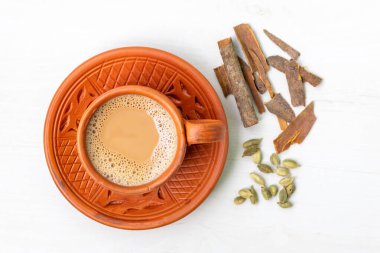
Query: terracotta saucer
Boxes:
[{"xmin": 44, "ymin": 47, "xmax": 229, "ymax": 230}]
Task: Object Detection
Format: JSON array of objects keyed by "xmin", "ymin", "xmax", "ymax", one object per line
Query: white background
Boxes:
[{"xmin": 1, "ymin": 0, "xmax": 379, "ymax": 252}]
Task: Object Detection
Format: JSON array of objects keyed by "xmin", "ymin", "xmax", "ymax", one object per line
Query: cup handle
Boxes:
[{"xmin": 184, "ymin": 119, "xmax": 226, "ymax": 145}]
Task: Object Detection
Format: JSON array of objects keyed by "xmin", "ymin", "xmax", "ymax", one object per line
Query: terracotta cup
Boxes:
[{"xmin": 77, "ymin": 85, "xmax": 226, "ymax": 195}]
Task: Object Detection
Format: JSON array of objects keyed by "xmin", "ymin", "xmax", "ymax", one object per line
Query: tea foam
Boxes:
[{"xmin": 85, "ymin": 94, "xmax": 177, "ymax": 186}]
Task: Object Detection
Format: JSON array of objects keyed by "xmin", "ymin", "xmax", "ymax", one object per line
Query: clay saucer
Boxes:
[{"xmin": 44, "ymin": 47, "xmax": 229, "ymax": 229}]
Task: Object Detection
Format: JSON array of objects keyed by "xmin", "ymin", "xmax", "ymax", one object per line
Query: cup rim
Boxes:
[{"xmin": 77, "ymin": 85, "xmax": 187, "ymax": 195}]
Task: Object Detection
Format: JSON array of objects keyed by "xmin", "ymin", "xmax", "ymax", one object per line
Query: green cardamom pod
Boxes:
[
  {"xmin": 282, "ymin": 159, "xmax": 300, "ymax": 169},
  {"xmin": 234, "ymin": 196, "xmax": 246, "ymax": 205},
  {"xmin": 276, "ymin": 166, "xmax": 290, "ymax": 176},
  {"xmin": 279, "ymin": 177, "xmax": 294, "ymax": 187},
  {"xmin": 252, "ymin": 149, "xmax": 262, "ymax": 164},
  {"xmin": 249, "ymin": 185, "xmax": 258, "ymax": 204},
  {"xmin": 261, "ymin": 187, "xmax": 272, "ymax": 200},
  {"xmin": 286, "ymin": 183, "xmax": 296, "ymax": 196},
  {"xmin": 277, "ymin": 201, "xmax": 292, "ymax": 208},
  {"xmin": 243, "ymin": 138, "xmax": 262, "ymax": 149},
  {"xmin": 278, "ymin": 188, "xmax": 288, "ymax": 203},
  {"xmin": 270, "ymin": 153, "xmax": 281, "ymax": 166},
  {"xmin": 238, "ymin": 188, "xmax": 252, "ymax": 199},
  {"xmin": 257, "ymin": 164, "xmax": 274, "ymax": 173},
  {"xmin": 268, "ymin": 185, "xmax": 278, "ymax": 196},
  {"xmin": 242, "ymin": 145, "xmax": 259, "ymax": 157},
  {"xmin": 250, "ymin": 172, "xmax": 265, "ymax": 186}
]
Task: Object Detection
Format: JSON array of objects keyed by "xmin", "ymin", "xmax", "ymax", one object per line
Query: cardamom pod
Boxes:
[
  {"xmin": 249, "ymin": 185, "xmax": 258, "ymax": 204},
  {"xmin": 286, "ymin": 183, "xmax": 296, "ymax": 196},
  {"xmin": 276, "ymin": 166, "xmax": 290, "ymax": 176},
  {"xmin": 282, "ymin": 159, "xmax": 300, "ymax": 169},
  {"xmin": 278, "ymin": 188, "xmax": 288, "ymax": 203},
  {"xmin": 261, "ymin": 187, "xmax": 272, "ymax": 200},
  {"xmin": 252, "ymin": 149, "xmax": 262, "ymax": 164},
  {"xmin": 257, "ymin": 164, "xmax": 274, "ymax": 173},
  {"xmin": 250, "ymin": 172, "xmax": 265, "ymax": 186},
  {"xmin": 277, "ymin": 201, "xmax": 292, "ymax": 208},
  {"xmin": 242, "ymin": 145, "xmax": 259, "ymax": 157},
  {"xmin": 269, "ymin": 185, "xmax": 278, "ymax": 196},
  {"xmin": 238, "ymin": 188, "xmax": 252, "ymax": 199},
  {"xmin": 234, "ymin": 196, "xmax": 246, "ymax": 205},
  {"xmin": 279, "ymin": 177, "xmax": 294, "ymax": 187},
  {"xmin": 243, "ymin": 138, "xmax": 262, "ymax": 149},
  {"xmin": 270, "ymin": 153, "xmax": 281, "ymax": 166}
]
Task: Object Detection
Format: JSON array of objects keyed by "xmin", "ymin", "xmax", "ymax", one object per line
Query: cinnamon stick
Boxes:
[
  {"xmin": 274, "ymin": 102, "xmax": 316, "ymax": 153},
  {"xmin": 234, "ymin": 23, "xmax": 269, "ymax": 72},
  {"xmin": 265, "ymin": 93, "xmax": 295, "ymax": 123},
  {"xmin": 214, "ymin": 61, "xmax": 265, "ymax": 114},
  {"xmin": 267, "ymin": 55, "xmax": 322, "ymax": 87},
  {"xmin": 238, "ymin": 57, "xmax": 265, "ymax": 114},
  {"xmin": 218, "ymin": 38, "xmax": 258, "ymax": 127},
  {"xmin": 214, "ymin": 65, "xmax": 230, "ymax": 97},
  {"xmin": 285, "ymin": 59, "xmax": 305, "ymax": 107},
  {"xmin": 263, "ymin": 29, "xmax": 300, "ymax": 60},
  {"xmin": 233, "ymin": 24, "xmax": 267, "ymax": 93}
]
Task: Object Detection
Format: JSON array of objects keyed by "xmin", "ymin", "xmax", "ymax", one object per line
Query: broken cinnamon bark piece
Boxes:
[
  {"xmin": 267, "ymin": 55, "xmax": 288, "ymax": 72},
  {"xmin": 253, "ymin": 72, "xmax": 267, "ymax": 94},
  {"xmin": 238, "ymin": 58, "xmax": 265, "ymax": 114},
  {"xmin": 274, "ymin": 102, "xmax": 316, "ymax": 153},
  {"xmin": 299, "ymin": 67, "xmax": 322, "ymax": 87},
  {"xmin": 218, "ymin": 38, "xmax": 259, "ymax": 127},
  {"xmin": 263, "ymin": 29, "xmax": 300, "ymax": 60},
  {"xmin": 285, "ymin": 59, "xmax": 305, "ymax": 107},
  {"xmin": 265, "ymin": 93, "xmax": 295, "ymax": 123},
  {"xmin": 214, "ymin": 65, "xmax": 230, "ymax": 97},
  {"xmin": 267, "ymin": 55, "xmax": 322, "ymax": 87}
]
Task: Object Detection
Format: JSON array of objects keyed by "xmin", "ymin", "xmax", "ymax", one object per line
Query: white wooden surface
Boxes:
[{"xmin": 1, "ymin": 0, "xmax": 380, "ymax": 252}]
